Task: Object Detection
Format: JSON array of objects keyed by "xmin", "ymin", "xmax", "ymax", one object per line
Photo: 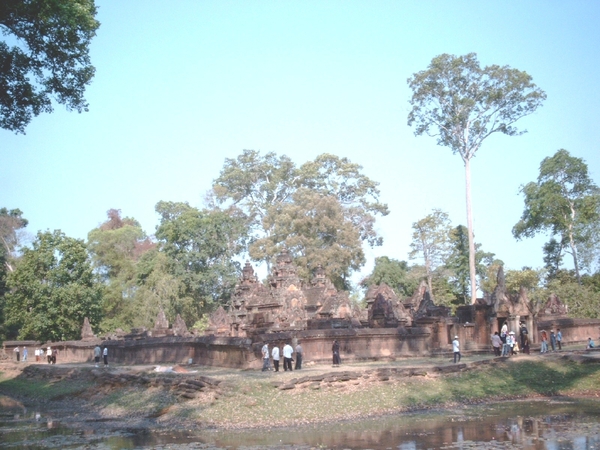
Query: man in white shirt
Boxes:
[
  {"xmin": 452, "ymin": 336, "xmax": 461, "ymax": 363},
  {"xmin": 282, "ymin": 342, "xmax": 293, "ymax": 371},
  {"xmin": 271, "ymin": 345, "xmax": 280, "ymax": 372},
  {"xmin": 261, "ymin": 342, "xmax": 270, "ymax": 371}
]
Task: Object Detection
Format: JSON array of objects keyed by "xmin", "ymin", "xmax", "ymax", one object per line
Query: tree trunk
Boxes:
[{"xmin": 464, "ymin": 158, "xmax": 478, "ymax": 304}]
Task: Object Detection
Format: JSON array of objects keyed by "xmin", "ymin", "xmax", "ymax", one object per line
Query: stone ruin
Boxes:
[{"xmin": 207, "ymin": 249, "xmax": 451, "ymax": 338}]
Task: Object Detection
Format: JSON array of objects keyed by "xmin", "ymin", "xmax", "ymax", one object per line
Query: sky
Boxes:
[{"xmin": 2, "ymin": 1, "xmax": 600, "ymax": 285}]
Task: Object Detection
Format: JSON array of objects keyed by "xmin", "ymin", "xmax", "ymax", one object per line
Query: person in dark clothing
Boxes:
[
  {"xmin": 294, "ymin": 342, "xmax": 303, "ymax": 370},
  {"xmin": 332, "ymin": 340, "xmax": 341, "ymax": 366}
]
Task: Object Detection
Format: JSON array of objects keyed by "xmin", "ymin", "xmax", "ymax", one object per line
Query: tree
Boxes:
[
  {"xmin": 212, "ymin": 150, "xmax": 388, "ymax": 275},
  {"xmin": 0, "ymin": 0, "xmax": 99, "ymax": 133},
  {"xmin": 408, "ymin": 53, "xmax": 546, "ymax": 304},
  {"xmin": 505, "ymin": 267, "xmax": 548, "ymax": 318},
  {"xmin": 151, "ymin": 201, "xmax": 246, "ymax": 325},
  {"xmin": 4, "ymin": 230, "xmax": 102, "ymax": 341},
  {"xmin": 513, "ymin": 149, "xmax": 600, "ymax": 284},
  {"xmin": 445, "ymin": 225, "xmax": 496, "ymax": 304},
  {"xmin": 360, "ymin": 256, "xmax": 419, "ymax": 298},
  {"xmin": 409, "ymin": 209, "xmax": 452, "ymax": 299},
  {"xmin": 87, "ymin": 209, "xmax": 154, "ymax": 332},
  {"xmin": 251, "ymin": 189, "xmax": 366, "ymax": 289}
]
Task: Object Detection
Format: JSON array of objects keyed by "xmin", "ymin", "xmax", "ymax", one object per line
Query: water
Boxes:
[{"xmin": 1, "ymin": 399, "xmax": 599, "ymax": 449}]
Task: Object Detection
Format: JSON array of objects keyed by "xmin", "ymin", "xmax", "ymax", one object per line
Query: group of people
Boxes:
[
  {"xmin": 13, "ymin": 346, "xmax": 58, "ymax": 363},
  {"xmin": 93, "ymin": 345, "xmax": 109, "ymax": 367},
  {"xmin": 261, "ymin": 341, "xmax": 303, "ymax": 372},
  {"xmin": 491, "ymin": 323, "xmax": 564, "ymax": 356}
]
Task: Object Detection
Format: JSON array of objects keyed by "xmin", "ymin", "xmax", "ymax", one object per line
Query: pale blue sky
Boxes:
[{"xmin": 2, "ymin": 1, "xmax": 599, "ymax": 283}]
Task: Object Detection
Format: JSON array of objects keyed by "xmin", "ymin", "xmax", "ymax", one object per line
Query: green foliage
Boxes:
[
  {"xmin": 360, "ymin": 256, "xmax": 420, "ymax": 298},
  {"xmin": 0, "ymin": 0, "xmax": 100, "ymax": 133},
  {"xmin": 409, "ymin": 209, "xmax": 452, "ymax": 299},
  {"xmin": 548, "ymin": 278, "xmax": 600, "ymax": 319},
  {"xmin": 513, "ymin": 149, "xmax": 600, "ymax": 282},
  {"xmin": 87, "ymin": 209, "xmax": 155, "ymax": 332},
  {"xmin": 212, "ymin": 150, "xmax": 388, "ymax": 281},
  {"xmin": 5, "ymin": 230, "xmax": 102, "ymax": 341},
  {"xmin": 150, "ymin": 201, "xmax": 246, "ymax": 325}
]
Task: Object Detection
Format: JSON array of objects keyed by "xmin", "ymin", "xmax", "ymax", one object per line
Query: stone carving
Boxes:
[
  {"xmin": 541, "ymin": 293, "xmax": 568, "ymax": 317},
  {"xmin": 152, "ymin": 308, "xmax": 172, "ymax": 337},
  {"xmin": 173, "ymin": 314, "xmax": 189, "ymax": 336},
  {"xmin": 80, "ymin": 317, "xmax": 96, "ymax": 340}
]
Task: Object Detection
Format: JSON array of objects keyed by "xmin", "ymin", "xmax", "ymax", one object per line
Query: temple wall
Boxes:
[{"xmin": 537, "ymin": 318, "xmax": 600, "ymax": 345}]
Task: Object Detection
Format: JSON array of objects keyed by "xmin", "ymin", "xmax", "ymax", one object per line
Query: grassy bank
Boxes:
[{"xmin": 1, "ymin": 355, "xmax": 600, "ymax": 430}]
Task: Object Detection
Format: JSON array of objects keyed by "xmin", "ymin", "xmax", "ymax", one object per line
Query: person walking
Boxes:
[
  {"xmin": 102, "ymin": 346, "xmax": 109, "ymax": 367},
  {"xmin": 294, "ymin": 341, "xmax": 303, "ymax": 370},
  {"xmin": 271, "ymin": 345, "xmax": 280, "ymax": 372},
  {"xmin": 282, "ymin": 342, "xmax": 294, "ymax": 371},
  {"xmin": 261, "ymin": 342, "xmax": 270, "ymax": 372},
  {"xmin": 556, "ymin": 328, "xmax": 562, "ymax": 350},
  {"xmin": 452, "ymin": 336, "xmax": 461, "ymax": 363}
]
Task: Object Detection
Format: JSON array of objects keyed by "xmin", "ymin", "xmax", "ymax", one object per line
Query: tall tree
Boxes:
[
  {"xmin": 513, "ymin": 149, "xmax": 600, "ymax": 284},
  {"xmin": 212, "ymin": 150, "xmax": 388, "ymax": 274},
  {"xmin": 151, "ymin": 201, "xmax": 246, "ymax": 325},
  {"xmin": 408, "ymin": 209, "xmax": 452, "ymax": 299},
  {"xmin": 87, "ymin": 209, "xmax": 155, "ymax": 332},
  {"xmin": 4, "ymin": 230, "xmax": 102, "ymax": 341},
  {"xmin": 0, "ymin": 0, "xmax": 99, "ymax": 133},
  {"xmin": 407, "ymin": 53, "xmax": 546, "ymax": 304}
]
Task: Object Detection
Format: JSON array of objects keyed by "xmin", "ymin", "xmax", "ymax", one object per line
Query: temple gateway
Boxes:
[{"xmin": 4, "ymin": 250, "xmax": 599, "ymax": 368}]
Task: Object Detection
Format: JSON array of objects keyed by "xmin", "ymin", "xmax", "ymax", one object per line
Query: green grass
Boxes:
[{"xmin": 0, "ymin": 375, "xmax": 93, "ymax": 400}]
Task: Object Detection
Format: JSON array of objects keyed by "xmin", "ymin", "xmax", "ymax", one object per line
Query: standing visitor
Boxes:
[
  {"xmin": 271, "ymin": 345, "xmax": 280, "ymax": 372},
  {"xmin": 261, "ymin": 342, "xmax": 270, "ymax": 372},
  {"xmin": 500, "ymin": 322, "xmax": 508, "ymax": 344},
  {"xmin": 295, "ymin": 341, "xmax": 303, "ymax": 370},
  {"xmin": 556, "ymin": 328, "xmax": 562, "ymax": 350},
  {"xmin": 103, "ymin": 346, "xmax": 109, "ymax": 367},
  {"xmin": 46, "ymin": 347, "xmax": 52, "ymax": 364},
  {"xmin": 283, "ymin": 342, "xmax": 294, "ymax": 371},
  {"xmin": 520, "ymin": 322, "xmax": 530, "ymax": 354},
  {"xmin": 332, "ymin": 340, "xmax": 341, "ymax": 366},
  {"xmin": 550, "ymin": 330, "xmax": 557, "ymax": 352},
  {"xmin": 540, "ymin": 330, "xmax": 548, "ymax": 353},
  {"xmin": 94, "ymin": 345, "xmax": 102, "ymax": 367},
  {"xmin": 14, "ymin": 346, "xmax": 20, "ymax": 362},
  {"xmin": 452, "ymin": 336, "xmax": 461, "ymax": 363},
  {"xmin": 52, "ymin": 348, "xmax": 57, "ymax": 364},
  {"xmin": 506, "ymin": 331, "xmax": 516, "ymax": 356},
  {"xmin": 22, "ymin": 347, "xmax": 28, "ymax": 362},
  {"xmin": 35, "ymin": 348, "xmax": 40, "ymax": 362},
  {"xmin": 491, "ymin": 332, "xmax": 502, "ymax": 356}
]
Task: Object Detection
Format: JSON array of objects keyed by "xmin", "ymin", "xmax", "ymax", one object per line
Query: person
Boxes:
[
  {"xmin": 540, "ymin": 330, "xmax": 548, "ymax": 353},
  {"xmin": 506, "ymin": 331, "xmax": 516, "ymax": 356},
  {"xmin": 46, "ymin": 347, "xmax": 52, "ymax": 364},
  {"xmin": 94, "ymin": 344, "xmax": 102, "ymax": 367},
  {"xmin": 452, "ymin": 336, "xmax": 461, "ymax": 363},
  {"xmin": 587, "ymin": 337, "xmax": 595, "ymax": 349},
  {"xmin": 491, "ymin": 331, "xmax": 502, "ymax": 356},
  {"xmin": 52, "ymin": 348, "xmax": 57, "ymax": 364},
  {"xmin": 557, "ymin": 328, "xmax": 563, "ymax": 350},
  {"xmin": 14, "ymin": 346, "xmax": 20, "ymax": 362},
  {"xmin": 22, "ymin": 346, "xmax": 28, "ymax": 362},
  {"xmin": 295, "ymin": 341, "xmax": 303, "ymax": 370},
  {"xmin": 261, "ymin": 342, "xmax": 270, "ymax": 372},
  {"xmin": 500, "ymin": 322, "xmax": 508, "ymax": 344},
  {"xmin": 103, "ymin": 346, "xmax": 109, "ymax": 367},
  {"xmin": 520, "ymin": 322, "xmax": 530, "ymax": 354},
  {"xmin": 332, "ymin": 340, "xmax": 341, "ymax": 366},
  {"xmin": 282, "ymin": 342, "xmax": 294, "ymax": 371},
  {"xmin": 35, "ymin": 348, "xmax": 40, "ymax": 362},
  {"xmin": 550, "ymin": 330, "xmax": 557, "ymax": 352},
  {"xmin": 271, "ymin": 344, "xmax": 280, "ymax": 372}
]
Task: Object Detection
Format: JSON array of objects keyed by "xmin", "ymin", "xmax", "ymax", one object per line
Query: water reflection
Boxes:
[{"xmin": 1, "ymin": 399, "xmax": 599, "ymax": 449}]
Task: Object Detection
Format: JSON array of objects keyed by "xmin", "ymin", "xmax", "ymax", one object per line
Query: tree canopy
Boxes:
[
  {"xmin": 513, "ymin": 149, "xmax": 600, "ymax": 283},
  {"xmin": 212, "ymin": 150, "xmax": 388, "ymax": 280},
  {"xmin": 407, "ymin": 53, "xmax": 545, "ymax": 303},
  {"xmin": 0, "ymin": 0, "xmax": 99, "ymax": 133},
  {"xmin": 5, "ymin": 230, "xmax": 102, "ymax": 341}
]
